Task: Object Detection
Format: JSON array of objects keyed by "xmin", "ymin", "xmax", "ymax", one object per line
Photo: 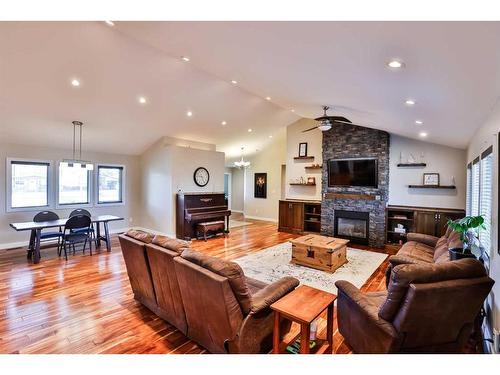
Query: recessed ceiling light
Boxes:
[
  {"xmin": 248, "ymin": 128, "xmax": 252, "ymax": 132},
  {"xmin": 405, "ymin": 99, "xmax": 416, "ymax": 106},
  {"xmin": 415, "ymin": 120, "xmax": 423, "ymax": 125},
  {"xmin": 138, "ymin": 96, "xmax": 147, "ymax": 104},
  {"xmin": 181, "ymin": 56, "xmax": 190, "ymax": 62},
  {"xmin": 71, "ymin": 79, "xmax": 80, "ymax": 87},
  {"xmin": 221, "ymin": 121, "xmax": 227, "ymax": 125},
  {"xmin": 419, "ymin": 132, "xmax": 428, "ymax": 137},
  {"xmin": 187, "ymin": 111, "xmax": 193, "ymax": 117},
  {"xmin": 231, "ymin": 80, "xmax": 238, "ymax": 85},
  {"xmin": 265, "ymin": 97, "xmax": 271, "ymax": 101},
  {"xmin": 104, "ymin": 21, "xmax": 114, "ymax": 27},
  {"xmin": 291, "ymin": 109, "xmax": 295, "ymax": 112},
  {"xmin": 386, "ymin": 59, "xmax": 405, "ymax": 69},
  {"xmin": 269, "ymin": 135, "xmax": 273, "ymax": 138}
]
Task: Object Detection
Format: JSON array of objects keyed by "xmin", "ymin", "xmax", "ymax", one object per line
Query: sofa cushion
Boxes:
[
  {"xmin": 125, "ymin": 229, "xmax": 154, "ymax": 244},
  {"xmin": 397, "ymin": 241, "xmax": 434, "ymax": 263},
  {"xmin": 180, "ymin": 249, "xmax": 253, "ymax": 314},
  {"xmin": 379, "ymin": 258, "xmax": 486, "ymax": 321},
  {"xmin": 152, "ymin": 234, "xmax": 191, "ymax": 253}
]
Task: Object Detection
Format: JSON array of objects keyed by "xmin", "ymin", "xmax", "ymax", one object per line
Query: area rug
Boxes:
[
  {"xmin": 229, "ymin": 219, "xmax": 254, "ymax": 229},
  {"xmin": 234, "ymin": 242, "xmax": 387, "ymax": 295}
]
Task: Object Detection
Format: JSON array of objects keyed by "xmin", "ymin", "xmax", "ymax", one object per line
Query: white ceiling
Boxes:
[
  {"xmin": 1, "ymin": 22, "xmax": 500, "ymax": 161},
  {"xmin": 0, "ymin": 22, "xmax": 298, "ymax": 159},
  {"xmin": 117, "ymin": 21, "xmax": 500, "ymax": 150}
]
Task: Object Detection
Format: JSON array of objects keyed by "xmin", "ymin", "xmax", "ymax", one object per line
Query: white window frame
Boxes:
[
  {"xmin": 95, "ymin": 164, "xmax": 126, "ymax": 207},
  {"xmin": 55, "ymin": 160, "xmax": 93, "ymax": 209},
  {"xmin": 479, "ymin": 147, "xmax": 493, "ymax": 256},
  {"xmin": 6, "ymin": 157, "xmax": 54, "ymax": 213}
]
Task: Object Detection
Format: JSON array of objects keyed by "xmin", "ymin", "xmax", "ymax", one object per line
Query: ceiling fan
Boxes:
[{"xmin": 302, "ymin": 106, "xmax": 364, "ymax": 133}]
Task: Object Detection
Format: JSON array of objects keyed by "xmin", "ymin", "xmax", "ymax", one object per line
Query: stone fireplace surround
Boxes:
[{"xmin": 320, "ymin": 123, "xmax": 390, "ymax": 248}]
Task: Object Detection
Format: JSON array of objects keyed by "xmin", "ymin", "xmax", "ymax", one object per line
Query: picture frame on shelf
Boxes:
[
  {"xmin": 423, "ymin": 173, "xmax": 440, "ymax": 186},
  {"xmin": 298, "ymin": 142, "xmax": 308, "ymax": 157},
  {"xmin": 307, "ymin": 177, "xmax": 316, "ymax": 185}
]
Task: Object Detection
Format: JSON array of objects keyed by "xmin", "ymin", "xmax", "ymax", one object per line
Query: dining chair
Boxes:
[
  {"xmin": 30, "ymin": 211, "xmax": 64, "ymax": 258},
  {"xmin": 69, "ymin": 209, "xmax": 98, "ymax": 249},
  {"xmin": 61, "ymin": 215, "xmax": 92, "ymax": 260}
]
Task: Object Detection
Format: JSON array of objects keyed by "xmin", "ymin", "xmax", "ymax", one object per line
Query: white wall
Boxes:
[
  {"xmin": 467, "ymin": 104, "xmax": 500, "ymax": 349},
  {"xmin": 243, "ymin": 128, "xmax": 286, "ymax": 221},
  {"xmin": 139, "ymin": 137, "xmax": 225, "ymax": 236},
  {"xmin": 228, "ymin": 167, "xmax": 245, "ymax": 212},
  {"xmin": 285, "ymin": 118, "xmax": 323, "ymax": 201},
  {"xmin": 0, "ymin": 142, "xmax": 140, "ymax": 248},
  {"xmin": 389, "ymin": 135, "xmax": 466, "ymax": 209}
]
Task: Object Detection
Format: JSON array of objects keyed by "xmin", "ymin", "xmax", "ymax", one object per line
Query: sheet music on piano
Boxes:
[{"xmin": 176, "ymin": 192, "xmax": 231, "ymax": 240}]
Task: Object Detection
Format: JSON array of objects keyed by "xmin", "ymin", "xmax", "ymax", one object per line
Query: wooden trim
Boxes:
[
  {"xmin": 396, "ymin": 163, "xmax": 427, "ymax": 167},
  {"xmin": 387, "ymin": 205, "xmax": 465, "ymax": 214},
  {"xmin": 324, "ymin": 192, "xmax": 376, "ymax": 200}
]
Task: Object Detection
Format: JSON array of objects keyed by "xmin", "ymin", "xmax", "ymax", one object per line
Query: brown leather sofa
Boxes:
[
  {"xmin": 119, "ymin": 229, "xmax": 190, "ymax": 334},
  {"xmin": 335, "ymin": 258, "xmax": 494, "ymax": 353},
  {"xmin": 119, "ymin": 229, "xmax": 299, "ymax": 353},
  {"xmin": 385, "ymin": 225, "xmax": 463, "ymax": 283}
]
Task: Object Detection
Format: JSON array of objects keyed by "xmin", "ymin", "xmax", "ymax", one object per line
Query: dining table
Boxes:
[{"xmin": 9, "ymin": 215, "xmax": 124, "ymax": 264}]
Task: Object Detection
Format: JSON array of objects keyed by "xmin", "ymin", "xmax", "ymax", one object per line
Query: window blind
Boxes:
[
  {"xmin": 471, "ymin": 157, "xmax": 480, "ymax": 217},
  {"xmin": 466, "ymin": 163, "xmax": 472, "ymax": 216},
  {"xmin": 480, "ymin": 147, "xmax": 493, "ymax": 255}
]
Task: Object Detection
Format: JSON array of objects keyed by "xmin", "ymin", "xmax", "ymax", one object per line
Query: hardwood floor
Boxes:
[{"xmin": 0, "ymin": 220, "xmax": 394, "ymax": 354}]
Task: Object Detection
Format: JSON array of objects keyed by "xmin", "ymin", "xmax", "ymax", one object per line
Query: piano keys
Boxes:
[{"xmin": 176, "ymin": 192, "xmax": 231, "ymax": 240}]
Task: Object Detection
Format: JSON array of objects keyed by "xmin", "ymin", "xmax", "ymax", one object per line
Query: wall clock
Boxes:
[{"xmin": 194, "ymin": 167, "xmax": 210, "ymax": 187}]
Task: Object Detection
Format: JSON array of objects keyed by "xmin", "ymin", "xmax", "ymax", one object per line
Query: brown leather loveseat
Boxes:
[
  {"xmin": 335, "ymin": 258, "xmax": 494, "ymax": 353},
  {"xmin": 119, "ymin": 229, "xmax": 299, "ymax": 353},
  {"xmin": 385, "ymin": 225, "xmax": 463, "ymax": 283}
]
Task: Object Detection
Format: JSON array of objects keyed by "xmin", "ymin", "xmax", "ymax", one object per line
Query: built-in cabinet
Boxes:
[
  {"xmin": 386, "ymin": 205, "xmax": 465, "ymax": 246},
  {"xmin": 279, "ymin": 200, "xmax": 321, "ymax": 234}
]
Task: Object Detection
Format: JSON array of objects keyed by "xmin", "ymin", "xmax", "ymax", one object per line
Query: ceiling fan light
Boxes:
[{"xmin": 318, "ymin": 120, "xmax": 332, "ymax": 131}]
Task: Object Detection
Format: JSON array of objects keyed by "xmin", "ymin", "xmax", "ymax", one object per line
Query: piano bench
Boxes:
[{"xmin": 196, "ymin": 221, "xmax": 226, "ymax": 241}]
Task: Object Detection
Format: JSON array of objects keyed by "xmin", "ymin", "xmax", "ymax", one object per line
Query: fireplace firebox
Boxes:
[{"xmin": 334, "ymin": 210, "xmax": 370, "ymax": 245}]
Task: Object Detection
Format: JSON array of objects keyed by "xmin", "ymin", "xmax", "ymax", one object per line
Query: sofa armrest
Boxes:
[
  {"xmin": 406, "ymin": 232, "xmax": 439, "ymax": 247},
  {"xmin": 250, "ymin": 276, "xmax": 299, "ymax": 314},
  {"xmin": 335, "ymin": 280, "xmax": 400, "ymax": 353}
]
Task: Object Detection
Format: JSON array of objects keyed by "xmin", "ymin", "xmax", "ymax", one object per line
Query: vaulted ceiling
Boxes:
[{"xmin": 1, "ymin": 21, "xmax": 500, "ymax": 160}]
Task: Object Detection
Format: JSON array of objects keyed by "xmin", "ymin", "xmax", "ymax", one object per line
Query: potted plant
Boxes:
[{"xmin": 446, "ymin": 216, "xmax": 485, "ymax": 260}]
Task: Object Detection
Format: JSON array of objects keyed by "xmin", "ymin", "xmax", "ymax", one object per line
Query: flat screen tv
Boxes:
[{"xmin": 328, "ymin": 158, "xmax": 378, "ymax": 188}]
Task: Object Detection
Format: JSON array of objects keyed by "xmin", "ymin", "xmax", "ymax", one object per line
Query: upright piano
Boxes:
[{"xmin": 176, "ymin": 192, "xmax": 231, "ymax": 240}]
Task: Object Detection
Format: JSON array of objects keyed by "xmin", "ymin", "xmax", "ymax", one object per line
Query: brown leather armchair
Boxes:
[
  {"xmin": 174, "ymin": 249, "xmax": 300, "ymax": 353},
  {"xmin": 336, "ymin": 258, "xmax": 494, "ymax": 353}
]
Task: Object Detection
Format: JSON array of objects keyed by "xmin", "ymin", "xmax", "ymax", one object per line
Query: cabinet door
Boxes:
[
  {"xmin": 290, "ymin": 203, "xmax": 304, "ymax": 233},
  {"xmin": 437, "ymin": 211, "xmax": 465, "ymax": 236},
  {"xmin": 415, "ymin": 211, "xmax": 438, "ymax": 236},
  {"xmin": 278, "ymin": 201, "xmax": 290, "ymax": 231}
]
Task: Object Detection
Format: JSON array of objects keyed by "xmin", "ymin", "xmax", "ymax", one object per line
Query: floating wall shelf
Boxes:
[
  {"xmin": 294, "ymin": 156, "xmax": 315, "ymax": 161},
  {"xmin": 397, "ymin": 163, "xmax": 427, "ymax": 167},
  {"xmin": 305, "ymin": 165, "xmax": 322, "ymax": 171},
  {"xmin": 408, "ymin": 185, "xmax": 456, "ymax": 189}
]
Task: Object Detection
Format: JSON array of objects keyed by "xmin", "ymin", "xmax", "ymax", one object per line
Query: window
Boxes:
[
  {"xmin": 58, "ymin": 164, "xmax": 91, "ymax": 206},
  {"xmin": 480, "ymin": 147, "xmax": 493, "ymax": 255},
  {"xmin": 8, "ymin": 159, "xmax": 51, "ymax": 210},
  {"xmin": 471, "ymin": 157, "xmax": 480, "ymax": 216},
  {"xmin": 466, "ymin": 163, "xmax": 472, "ymax": 215},
  {"xmin": 97, "ymin": 165, "xmax": 124, "ymax": 204}
]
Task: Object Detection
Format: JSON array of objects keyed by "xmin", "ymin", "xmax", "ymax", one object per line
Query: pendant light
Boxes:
[
  {"xmin": 234, "ymin": 147, "xmax": 251, "ymax": 169},
  {"xmin": 60, "ymin": 121, "xmax": 94, "ymax": 170}
]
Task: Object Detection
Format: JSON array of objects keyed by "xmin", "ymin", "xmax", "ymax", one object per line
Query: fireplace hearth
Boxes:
[{"xmin": 334, "ymin": 210, "xmax": 370, "ymax": 245}]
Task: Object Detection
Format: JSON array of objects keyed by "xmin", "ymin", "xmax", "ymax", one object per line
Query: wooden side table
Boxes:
[{"xmin": 270, "ymin": 285, "xmax": 337, "ymax": 354}]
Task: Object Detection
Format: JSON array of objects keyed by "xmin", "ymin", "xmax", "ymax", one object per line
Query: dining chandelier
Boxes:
[{"xmin": 60, "ymin": 120, "xmax": 94, "ymax": 170}]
